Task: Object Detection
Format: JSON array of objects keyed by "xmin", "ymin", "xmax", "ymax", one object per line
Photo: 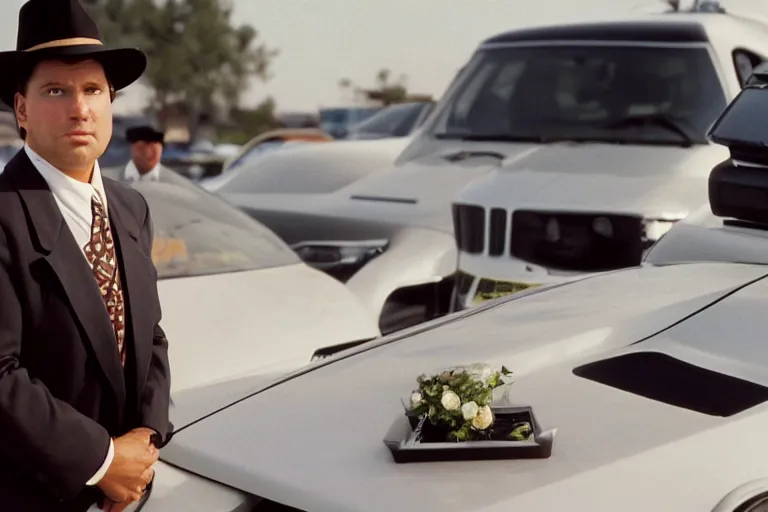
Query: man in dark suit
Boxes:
[{"xmin": 0, "ymin": 0, "xmax": 172, "ymax": 510}]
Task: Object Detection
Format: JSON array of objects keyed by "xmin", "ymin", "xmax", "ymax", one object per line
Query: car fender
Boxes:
[
  {"xmin": 344, "ymin": 227, "xmax": 457, "ymax": 319},
  {"xmin": 645, "ymin": 204, "xmax": 768, "ymax": 266}
]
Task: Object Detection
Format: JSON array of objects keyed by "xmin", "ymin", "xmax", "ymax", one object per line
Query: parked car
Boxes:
[
  {"xmin": 319, "ymin": 106, "xmax": 382, "ymax": 138},
  {"xmin": 99, "ymin": 166, "xmax": 380, "ymax": 392},
  {"xmin": 203, "ymin": 135, "xmax": 413, "ymax": 195},
  {"xmin": 214, "ymin": 6, "xmax": 768, "ymax": 333},
  {"xmin": 345, "ymin": 101, "xmax": 436, "ymax": 140},
  {"xmin": 139, "ymin": 82, "xmax": 768, "ymax": 507},
  {"xmin": 220, "ymin": 127, "xmax": 335, "ymax": 175},
  {"xmin": 448, "ymin": 9, "xmax": 768, "ymax": 310}
]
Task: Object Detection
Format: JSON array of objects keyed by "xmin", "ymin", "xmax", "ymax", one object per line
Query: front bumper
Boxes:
[{"xmin": 452, "ymin": 254, "xmax": 596, "ymax": 310}]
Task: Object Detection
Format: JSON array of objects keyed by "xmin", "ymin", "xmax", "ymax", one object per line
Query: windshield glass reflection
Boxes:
[
  {"xmin": 101, "ymin": 167, "xmax": 300, "ymax": 278},
  {"xmin": 430, "ymin": 45, "xmax": 726, "ymax": 146}
]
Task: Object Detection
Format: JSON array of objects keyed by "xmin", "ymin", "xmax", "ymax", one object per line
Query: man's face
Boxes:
[
  {"xmin": 14, "ymin": 59, "xmax": 113, "ymax": 175},
  {"xmin": 130, "ymin": 140, "xmax": 162, "ymax": 174}
]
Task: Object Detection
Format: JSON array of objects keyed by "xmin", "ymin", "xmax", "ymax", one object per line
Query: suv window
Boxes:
[{"xmin": 430, "ymin": 44, "xmax": 727, "ymax": 145}]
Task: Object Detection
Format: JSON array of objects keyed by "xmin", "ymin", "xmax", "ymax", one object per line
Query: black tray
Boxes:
[{"xmin": 383, "ymin": 405, "xmax": 555, "ymax": 463}]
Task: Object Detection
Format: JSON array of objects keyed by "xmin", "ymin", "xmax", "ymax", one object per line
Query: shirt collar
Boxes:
[
  {"xmin": 124, "ymin": 159, "xmax": 161, "ymax": 182},
  {"xmin": 24, "ymin": 144, "xmax": 107, "ymax": 210}
]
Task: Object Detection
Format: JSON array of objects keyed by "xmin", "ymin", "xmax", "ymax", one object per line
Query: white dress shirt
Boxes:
[
  {"xmin": 123, "ymin": 159, "xmax": 160, "ymax": 182},
  {"xmin": 24, "ymin": 145, "xmax": 115, "ymax": 489}
]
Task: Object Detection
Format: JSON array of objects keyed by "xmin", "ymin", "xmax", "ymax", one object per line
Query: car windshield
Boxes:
[
  {"xmin": 101, "ymin": 167, "xmax": 300, "ymax": 278},
  {"xmin": 348, "ymin": 103, "xmax": 429, "ymax": 139},
  {"xmin": 430, "ymin": 44, "xmax": 727, "ymax": 145},
  {"xmin": 320, "ymin": 107, "xmax": 381, "ymax": 135}
]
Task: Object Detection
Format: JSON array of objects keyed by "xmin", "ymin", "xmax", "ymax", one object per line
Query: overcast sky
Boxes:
[{"xmin": 1, "ymin": 0, "xmax": 766, "ymax": 114}]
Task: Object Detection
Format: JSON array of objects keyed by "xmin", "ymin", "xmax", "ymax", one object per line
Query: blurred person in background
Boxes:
[{"xmin": 123, "ymin": 125, "xmax": 165, "ymax": 182}]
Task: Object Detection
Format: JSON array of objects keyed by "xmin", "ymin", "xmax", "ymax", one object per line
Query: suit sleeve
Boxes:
[
  {"xmin": 0, "ymin": 228, "xmax": 112, "ymax": 500},
  {"xmin": 136, "ymin": 199, "xmax": 172, "ymax": 443}
]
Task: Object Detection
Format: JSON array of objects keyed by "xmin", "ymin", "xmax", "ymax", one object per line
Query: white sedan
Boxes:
[
  {"xmin": 139, "ymin": 258, "xmax": 768, "ymax": 512},
  {"xmin": 101, "ymin": 166, "xmax": 379, "ymax": 393}
]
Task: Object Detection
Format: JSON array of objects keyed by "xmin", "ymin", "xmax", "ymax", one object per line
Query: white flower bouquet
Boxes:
[{"xmin": 407, "ymin": 363, "xmax": 532, "ymax": 442}]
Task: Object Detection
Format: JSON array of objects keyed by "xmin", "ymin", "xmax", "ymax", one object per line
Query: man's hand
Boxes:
[{"xmin": 97, "ymin": 428, "xmax": 158, "ymax": 504}]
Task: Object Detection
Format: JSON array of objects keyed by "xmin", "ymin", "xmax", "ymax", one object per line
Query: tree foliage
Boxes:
[
  {"xmin": 218, "ymin": 96, "xmax": 281, "ymax": 144},
  {"xmin": 83, "ymin": 0, "xmax": 278, "ymax": 119},
  {"xmin": 339, "ymin": 68, "xmax": 414, "ymax": 106}
]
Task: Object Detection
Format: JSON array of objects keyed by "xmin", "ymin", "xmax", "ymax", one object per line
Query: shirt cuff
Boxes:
[{"xmin": 85, "ymin": 438, "xmax": 114, "ymax": 486}]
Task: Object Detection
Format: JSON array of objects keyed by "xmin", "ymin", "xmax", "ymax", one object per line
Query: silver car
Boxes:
[{"xmin": 99, "ymin": 167, "xmax": 380, "ymax": 392}]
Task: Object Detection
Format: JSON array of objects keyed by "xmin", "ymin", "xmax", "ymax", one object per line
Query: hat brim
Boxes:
[
  {"xmin": 0, "ymin": 44, "xmax": 147, "ymax": 108},
  {"xmin": 127, "ymin": 133, "xmax": 165, "ymax": 144}
]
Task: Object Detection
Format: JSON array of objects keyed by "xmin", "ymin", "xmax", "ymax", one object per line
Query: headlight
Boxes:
[{"xmin": 291, "ymin": 239, "xmax": 388, "ymax": 281}]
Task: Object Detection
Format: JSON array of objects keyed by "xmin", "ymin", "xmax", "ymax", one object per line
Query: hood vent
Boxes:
[
  {"xmin": 350, "ymin": 194, "xmax": 417, "ymax": 204},
  {"xmin": 573, "ymin": 351, "xmax": 768, "ymax": 417}
]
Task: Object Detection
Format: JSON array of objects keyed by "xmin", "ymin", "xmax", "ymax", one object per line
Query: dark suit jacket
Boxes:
[{"xmin": 0, "ymin": 150, "xmax": 172, "ymax": 511}]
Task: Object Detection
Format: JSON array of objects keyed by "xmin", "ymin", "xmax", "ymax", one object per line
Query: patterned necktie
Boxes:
[{"xmin": 83, "ymin": 194, "xmax": 127, "ymax": 368}]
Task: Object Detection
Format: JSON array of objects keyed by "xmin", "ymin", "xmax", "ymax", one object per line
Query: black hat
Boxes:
[
  {"xmin": 0, "ymin": 0, "xmax": 147, "ymax": 108},
  {"xmin": 126, "ymin": 125, "xmax": 164, "ymax": 144}
]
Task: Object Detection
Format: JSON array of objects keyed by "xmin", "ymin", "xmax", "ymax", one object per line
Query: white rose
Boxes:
[
  {"xmin": 440, "ymin": 390, "xmax": 461, "ymax": 411},
  {"xmin": 468, "ymin": 363, "xmax": 494, "ymax": 383},
  {"xmin": 472, "ymin": 405, "xmax": 494, "ymax": 430},
  {"xmin": 461, "ymin": 401, "xmax": 479, "ymax": 420},
  {"xmin": 410, "ymin": 391, "xmax": 422, "ymax": 406}
]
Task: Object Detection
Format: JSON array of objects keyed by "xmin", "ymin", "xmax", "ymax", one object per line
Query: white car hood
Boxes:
[
  {"xmin": 210, "ymin": 137, "xmax": 411, "ymax": 194},
  {"xmin": 160, "ymin": 262, "xmax": 768, "ymax": 511},
  {"xmin": 457, "ymin": 143, "xmax": 728, "ymax": 217},
  {"xmin": 157, "ymin": 263, "xmax": 379, "ymax": 393},
  {"xmin": 229, "ymin": 141, "xmax": 728, "ymax": 236}
]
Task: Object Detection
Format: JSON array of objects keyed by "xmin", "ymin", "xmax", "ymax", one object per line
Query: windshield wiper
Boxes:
[
  {"xmin": 434, "ymin": 133, "xmax": 549, "ymax": 143},
  {"xmin": 602, "ymin": 114, "xmax": 701, "ymax": 147}
]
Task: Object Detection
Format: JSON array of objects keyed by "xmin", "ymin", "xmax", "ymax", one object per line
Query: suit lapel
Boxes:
[
  {"xmin": 6, "ymin": 151, "xmax": 126, "ymax": 410},
  {"xmin": 103, "ymin": 181, "xmax": 154, "ymax": 406}
]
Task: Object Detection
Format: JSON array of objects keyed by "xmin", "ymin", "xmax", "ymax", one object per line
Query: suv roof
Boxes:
[
  {"xmin": 482, "ymin": 20, "xmax": 709, "ymax": 45},
  {"xmin": 480, "ymin": 12, "xmax": 768, "ymax": 48}
]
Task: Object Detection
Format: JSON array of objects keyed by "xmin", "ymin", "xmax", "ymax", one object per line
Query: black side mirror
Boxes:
[
  {"xmin": 709, "ymin": 160, "xmax": 768, "ymax": 225},
  {"xmin": 708, "ymin": 87, "xmax": 768, "ymax": 164},
  {"xmin": 707, "ymin": 80, "xmax": 768, "ymax": 226}
]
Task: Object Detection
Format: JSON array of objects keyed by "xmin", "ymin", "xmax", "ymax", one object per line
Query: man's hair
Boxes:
[{"xmin": 15, "ymin": 56, "xmax": 117, "ymax": 140}]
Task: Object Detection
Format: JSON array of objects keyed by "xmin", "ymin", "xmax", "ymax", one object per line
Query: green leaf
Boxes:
[{"xmin": 507, "ymin": 422, "xmax": 532, "ymax": 441}]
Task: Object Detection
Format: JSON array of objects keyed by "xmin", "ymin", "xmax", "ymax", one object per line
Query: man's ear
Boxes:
[
  {"xmin": 14, "ymin": 93, "xmax": 27, "ymax": 125},
  {"xmin": 14, "ymin": 93, "xmax": 27, "ymax": 140}
]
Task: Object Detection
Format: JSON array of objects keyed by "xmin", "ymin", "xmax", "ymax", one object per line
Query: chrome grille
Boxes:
[
  {"xmin": 452, "ymin": 203, "xmax": 485, "ymax": 254},
  {"xmin": 488, "ymin": 207, "xmax": 507, "ymax": 256}
]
